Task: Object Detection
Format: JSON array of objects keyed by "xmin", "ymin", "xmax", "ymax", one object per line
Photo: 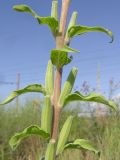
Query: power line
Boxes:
[
  {"xmin": 0, "ymin": 81, "xmax": 15, "ymax": 85},
  {"xmin": 1, "ymin": 55, "xmax": 119, "ymax": 74},
  {"xmin": 0, "ymin": 46, "xmax": 119, "ymax": 71},
  {"xmin": 1, "ymin": 60, "xmax": 120, "ymax": 77},
  {"xmin": 1, "ymin": 65, "xmax": 119, "ymax": 82}
]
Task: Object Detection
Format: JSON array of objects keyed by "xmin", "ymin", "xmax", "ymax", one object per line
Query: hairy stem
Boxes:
[
  {"xmin": 53, "ymin": 68, "xmax": 62, "ymax": 107},
  {"xmin": 56, "ymin": 0, "xmax": 71, "ymax": 48},
  {"xmin": 59, "ymin": 0, "xmax": 71, "ymax": 42},
  {"xmin": 51, "ymin": 107, "xmax": 61, "ymax": 140},
  {"xmin": 51, "ymin": 0, "xmax": 71, "ymax": 142}
]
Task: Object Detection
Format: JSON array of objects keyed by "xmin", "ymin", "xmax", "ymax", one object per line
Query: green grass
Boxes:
[{"xmin": 0, "ymin": 100, "xmax": 120, "ymax": 160}]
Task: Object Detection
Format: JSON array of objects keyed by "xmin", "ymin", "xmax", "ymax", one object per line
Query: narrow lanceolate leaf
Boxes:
[
  {"xmin": 64, "ymin": 139, "xmax": 99, "ymax": 154},
  {"xmin": 59, "ymin": 67, "xmax": 78, "ymax": 107},
  {"xmin": 50, "ymin": 46, "xmax": 79, "ymax": 68},
  {"xmin": 45, "ymin": 141, "xmax": 55, "ymax": 160},
  {"xmin": 9, "ymin": 125, "xmax": 50, "ymax": 150},
  {"xmin": 0, "ymin": 84, "xmax": 46, "ymax": 105},
  {"xmin": 41, "ymin": 96, "xmax": 53, "ymax": 134},
  {"xmin": 45, "ymin": 60, "xmax": 54, "ymax": 95},
  {"xmin": 56, "ymin": 116, "xmax": 73, "ymax": 155},
  {"xmin": 63, "ymin": 91, "xmax": 117, "ymax": 110},
  {"xmin": 68, "ymin": 25, "xmax": 114, "ymax": 43},
  {"xmin": 13, "ymin": 5, "xmax": 59, "ymax": 36}
]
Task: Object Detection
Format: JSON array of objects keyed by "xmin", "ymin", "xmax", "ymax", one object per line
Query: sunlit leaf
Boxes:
[
  {"xmin": 13, "ymin": 5, "xmax": 59, "ymax": 36},
  {"xmin": 13, "ymin": 4, "xmax": 36, "ymax": 16},
  {"xmin": 63, "ymin": 91, "xmax": 117, "ymax": 110},
  {"xmin": 68, "ymin": 25, "xmax": 113, "ymax": 43},
  {"xmin": 0, "ymin": 84, "xmax": 46, "ymax": 105},
  {"xmin": 36, "ymin": 16, "xmax": 58, "ymax": 36},
  {"xmin": 64, "ymin": 139, "xmax": 99, "ymax": 154},
  {"xmin": 50, "ymin": 46, "xmax": 78, "ymax": 68},
  {"xmin": 51, "ymin": 50, "xmax": 71, "ymax": 68},
  {"xmin": 9, "ymin": 125, "xmax": 50, "ymax": 150},
  {"xmin": 61, "ymin": 45, "xmax": 79, "ymax": 53}
]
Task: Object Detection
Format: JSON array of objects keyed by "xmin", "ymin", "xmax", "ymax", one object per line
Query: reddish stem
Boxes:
[
  {"xmin": 53, "ymin": 68, "xmax": 62, "ymax": 107},
  {"xmin": 51, "ymin": 107, "xmax": 61, "ymax": 140},
  {"xmin": 51, "ymin": 0, "xmax": 71, "ymax": 142}
]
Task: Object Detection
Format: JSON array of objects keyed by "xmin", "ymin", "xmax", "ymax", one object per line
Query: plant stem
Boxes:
[
  {"xmin": 56, "ymin": 0, "xmax": 71, "ymax": 48},
  {"xmin": 52, "ymin": 68, "xmax": 63, "ymax": 107},
  {"xmin": 51, "ymin": 0, "xmax": 71, "ymax": 142},
  {"xmin": 59, "ymin": 0, "xmax": 71, "ymax": 42},
  {"xmin": 51, "ymin": 107, "xmax": 61, "ymax": 140}
]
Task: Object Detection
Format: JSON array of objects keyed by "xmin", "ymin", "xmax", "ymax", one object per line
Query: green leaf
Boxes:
[
  {"xmin": 50, "ymin": 46, "xmax": 78, "ymax": 67},
  {"xmin": 51, "ymin": 50, "xmax": 70, "ymax": 68},
  {"xmin": 61, "ymin": 45, "xmax": 80, "ymax": 53},
  {"xmin": 13, "ymin": 4, "xmax": 36, "ymax": 16},
  {"xmin": 64, "ymin": 139, "xmax": 99, "ymax": 154},
  {"xmin": 36, "ymin": 16, "xmax": 58, "ymax": 36},
  {"xmin": 63, "ymin": 91, "xmax": 117, "ymax": 110},
  {"xmin": 0, "ymin": 84, "xmax": 46, "ymax": 105},
  {"xmin": 9, "ymin": 125, "xmax": 50, "ymax": 150},
  {"xmin": 13, "ymin": 5, "xmax": 59, "ymax": 36},
  {"xmin": 68, "ymin": 25, "xmax": 114, "ymax": 43}
]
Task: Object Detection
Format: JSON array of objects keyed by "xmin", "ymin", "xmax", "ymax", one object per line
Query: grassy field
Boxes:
[{"xmin": 0, "ymin": 99, "xmax": 120, "ymax": 160}]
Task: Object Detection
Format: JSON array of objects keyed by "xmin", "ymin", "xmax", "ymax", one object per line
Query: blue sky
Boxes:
[{"xmin": 0, "ymin": 0, "xmax": 120, "ymax": 100}]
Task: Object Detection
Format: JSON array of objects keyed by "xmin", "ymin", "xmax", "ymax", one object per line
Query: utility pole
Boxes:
[
  {"xmin": 16, "ymin": 73, "xmax": 20, "ymax": 114},
  {"xmin": 96, "ymin": 64, "xmax": 102, "ymax": 116},
  {"xmin": 97, "ymin": 63, "xmax": 101, "ymax": 94}
]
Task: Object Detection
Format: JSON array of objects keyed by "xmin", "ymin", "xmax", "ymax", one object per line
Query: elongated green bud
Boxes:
[
  {"xmin": 41, "ymin": 96, "xmax": 53, "ymax": 134},
  {"xmin": 67, "ymin": 11, "xmax": 78, "ymax": 32},
  {"xmin": 45, "ymin": 60, "xmax": 54, "ymax": 95},
  {"xmin": 45, "ymin": 141, "xmax": 55, "ymax": 160},
  {"xmin": 56, "ymin": 116, "xmax": 73, "ymax": 155},
  {"xmin": 65, "ymin": 11, "xmax": 78, "ymax": 44},
  {"xmin": 68, "ymin": 12, "xmax": 78, "ymax": 30},
  {"xmin": 59, "ymin": 67, "xmax": 78, "ymax": 107},
  {"xmin": 51, "ymin": 0, "xmax": 58, "ymax": 20}
]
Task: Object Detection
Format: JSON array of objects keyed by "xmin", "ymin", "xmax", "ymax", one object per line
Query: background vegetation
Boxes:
[{"xmin": 0, "ymin": 98, "xmax": 120, "ymax": 160}]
